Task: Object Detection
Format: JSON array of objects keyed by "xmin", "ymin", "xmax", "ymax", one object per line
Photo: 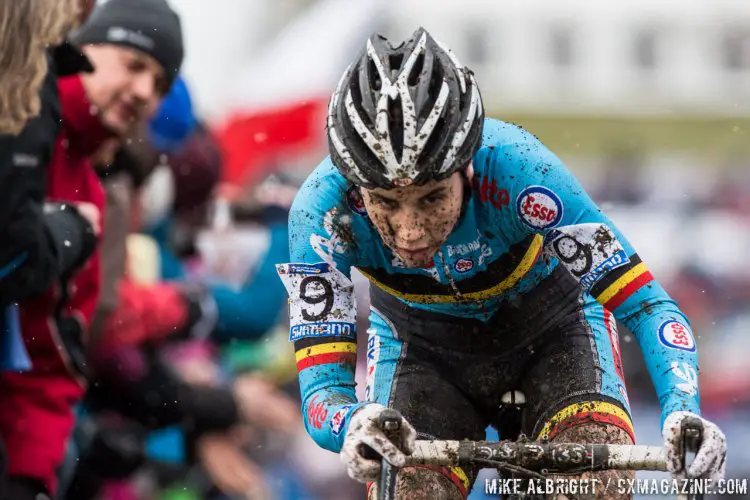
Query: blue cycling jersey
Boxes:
[{"xmin": 277, "ymin": 118, "xmax": 700, "ymax": 452}]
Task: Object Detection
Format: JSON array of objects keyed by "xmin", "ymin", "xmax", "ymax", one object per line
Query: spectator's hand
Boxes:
[
  {"xmin": 173, "ymin": 356, "xmax": 220, "ymax": 387},
  {"xmin": 233, "ymin": 373, "xmax": 301, "ymax": 433},
  {"xmin": 179, "ymin": 284, "xmax": 219, "ymax": 340},
  {"xmin": 197, "ymin": 431, "xmax": 270, "ymax": 499},
  {"xmin": 75, "ymin": 201, "xmax": 101, "ymax": 236}
]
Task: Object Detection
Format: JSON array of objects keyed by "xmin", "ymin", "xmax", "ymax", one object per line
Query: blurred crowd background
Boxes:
[
  {"xmin": 3, "ymin": 0, "xmax": 750, "ymax": 498},
  {"xmin": 179, "ymin": 0, "xmax": 750, "ymax": 498}
]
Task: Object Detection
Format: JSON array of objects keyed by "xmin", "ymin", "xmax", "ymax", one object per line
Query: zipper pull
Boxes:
[{"xmin": 437, "ymin": 250, "xmax": 462, "ymax": 297}]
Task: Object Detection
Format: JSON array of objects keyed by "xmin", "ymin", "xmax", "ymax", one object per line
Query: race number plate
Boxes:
[
  {"xmin": 547, "ymin": 223, "xmax": 630, "ymax": 291},
  {"xmin": 276, "ymin": 262, "xmax": 357, "ymax": 342}
]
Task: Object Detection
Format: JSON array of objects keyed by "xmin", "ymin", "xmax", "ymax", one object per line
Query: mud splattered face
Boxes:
[{"xmin": 361, "ymin": 171, "xmax": 464, "ymax": 268}]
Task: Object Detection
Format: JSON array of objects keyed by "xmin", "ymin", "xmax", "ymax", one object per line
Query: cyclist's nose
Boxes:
[{"xmin": 391, "ymin": 211, "xmax": 428, "ymax": 246}]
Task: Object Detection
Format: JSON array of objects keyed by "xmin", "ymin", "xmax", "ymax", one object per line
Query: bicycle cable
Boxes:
[{"xmin": 472, "ymin": 458, "xmax": 548, "ymax": 481}]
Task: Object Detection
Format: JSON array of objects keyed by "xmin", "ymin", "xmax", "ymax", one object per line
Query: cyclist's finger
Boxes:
[
  {"xmin": 341, "ymin": 445, "xmax": 380, "ymax": 482},
  {"xmin": 341, "ymin": 438, "xmax": 378, "ymax": 467},
  {"xmin": 685, "ymin": 452, "xmax": 710, "ymax": 479},
  {"xmin": 359, "ymin": 430, "xmax": 406, "ymax": 467},
  {"xmin": 662, "ymin": 428, "xmax": 682, "ymax": 472},
  {"xmin": 346, "ymin": 461, "xmax": 380, "ymax": 482},
  {"xmin": 686, "ymin": 427, "xmax": 726, "ymax": 479},
  {"xmin": 714, "ymin": 454, "xmax": 727, "ymax": 482}
]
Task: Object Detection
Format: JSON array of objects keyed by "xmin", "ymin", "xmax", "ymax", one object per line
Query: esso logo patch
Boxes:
[
  {"xmin": 658, "ymin": 320, "xmax": 696, "ymax": 352},
  {"xmin": 330, "ymin": 404, "xmax": 353, "ymax": 436},
  {"xmin": 347, "ymin": 187, "xmax": 367, "ymax": 216},
  {"xmin": 516, "ymin": 186, "xmax": 563, "ymax": 230},
  {"xmin": 454, "ymin": 258, "xmax": 473, "ymax": 273}
]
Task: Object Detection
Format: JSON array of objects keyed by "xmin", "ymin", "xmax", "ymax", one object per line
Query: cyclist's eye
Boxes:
[
  {"xmin": 372, "ymin": 195, "xmax": 398, "ymax": 209},
  {"xmin": 421, "ymin": 194, "xmax": 445, "ymax": 206}
]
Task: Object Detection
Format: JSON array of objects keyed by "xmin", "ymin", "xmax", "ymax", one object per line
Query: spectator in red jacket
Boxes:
[{"xmin": 0, "ymin": 1, "xmax": 184, "ymax": 498}]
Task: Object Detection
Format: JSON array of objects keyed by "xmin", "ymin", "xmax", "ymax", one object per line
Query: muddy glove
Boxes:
[
  {"xmin": 663, "ymin": 411, "xmax": 726, "ymax": 481},
  {"xmin": 340, "ymin": 403, "xmax": 416, "ymax": 483}
]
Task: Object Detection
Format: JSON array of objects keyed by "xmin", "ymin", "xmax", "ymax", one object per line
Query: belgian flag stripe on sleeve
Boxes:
[
  {"xmin": 590, "ymin": 254, "xmax": 643, "ymax": 297},
  {"xmin": 591, "ymin": 254, "xmax": 653, "ymax": 311},
  {"xmin": 293, "ymin": 335, "xmax": 355, "ymax": 351},
  {"xmin": 294, "ymin": 339, "xmax": 357, "ymax": 372}
]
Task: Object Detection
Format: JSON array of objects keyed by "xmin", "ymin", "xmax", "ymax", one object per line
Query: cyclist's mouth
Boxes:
[{"xmin": 396, "ymin": 246, "xmax": 432, "ymax": 261}]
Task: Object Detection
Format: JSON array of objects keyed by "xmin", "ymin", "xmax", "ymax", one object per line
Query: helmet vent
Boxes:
[
  {"xmin": 367, "ymin": 58, "xmax": 382, "ymax": 92},
  {"xmin": 418, "ymin": 114, "xmax": 445, "ymax": 165},
  {"xmin": 389, "ymin": 54, "xmax": 404, "ymax": 76},
  {"xmin": 388, "ymin": 95, "xmax": 404, "ymax": 163},
  {"xmin": 407, "ymin": 52, "xmax": 425, "ymax": 87}
]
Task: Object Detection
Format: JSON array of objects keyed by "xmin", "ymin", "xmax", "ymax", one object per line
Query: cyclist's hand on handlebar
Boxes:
[
  {"xmin": 663, "ymin": 411, "xmax": 726, "ymax": 481},
  {"xmin": 341, "ymin": 403, "xmax": 416, "ymax": 483}
]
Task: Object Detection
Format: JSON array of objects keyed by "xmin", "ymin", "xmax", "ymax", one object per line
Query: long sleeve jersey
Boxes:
[{"xmin": 278, "ymin": 118, "xmax": 700, "ymax": 452}]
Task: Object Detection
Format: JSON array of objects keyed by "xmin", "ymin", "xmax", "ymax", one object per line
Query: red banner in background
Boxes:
[{"xmin": 214, "ymin": 98, "xmax": 327, "ymax": 191}]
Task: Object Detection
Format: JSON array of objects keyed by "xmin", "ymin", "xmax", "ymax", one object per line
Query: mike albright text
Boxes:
[{"xmin": 484, "ymin": 478, "xmax": 748, "ymax": 496}]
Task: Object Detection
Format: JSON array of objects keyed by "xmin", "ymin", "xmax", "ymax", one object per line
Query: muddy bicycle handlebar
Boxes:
[
  {"xmin": 403, "ymin": 439, "xmax": 668, "ymax": 471},
  {"xmin": 370, "ymin": 408, "xmax": 705, "ymax": 500}
]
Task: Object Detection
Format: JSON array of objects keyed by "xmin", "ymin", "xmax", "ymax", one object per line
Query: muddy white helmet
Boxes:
[{"xmin": 327, "ymin": 27, "xmax": 484, "ymax": 189}]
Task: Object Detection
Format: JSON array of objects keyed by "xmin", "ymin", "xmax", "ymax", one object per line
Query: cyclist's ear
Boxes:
[
  {"xmin": 461, "ymin": 163, "xmax": 474, "ymax": 203},
  {"xmin": 464, "ymin": 161, "xmax": 475, "ymax": 184}
]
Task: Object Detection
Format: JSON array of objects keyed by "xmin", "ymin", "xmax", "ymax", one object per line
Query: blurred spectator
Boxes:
[
  {"xmin": 139, "ymin": 125, "xmax": 292, "ymax": 343},
  {"xmin": 0, "ymin": 0, "xmax": 77, "ymax": 134},
  {"xmin": 149, "ymin": 76, "xmax": 196, "ymax": 153},
  {"xmin": 704, "ymin": 169, "xmax": 750, "ymax": 215},
  {"xmin": 594, "ymin": 146, "xmax": 647, "ymax": 205},
  {"xmin": 0, "ymin": 0, "xmax": 97, "ymax": 497},
  {"xmin": 0, "ymin": 0, "xmax": 184, "ymax": 498},
  {"xmin": 668, "ymin": 265, "xmax": 726, "ymax": 331},
  {"xmin": 0, "ymin": 0, "xmax": 99, "ymax": 375},
  {"xmin": 90, "ymin": 75, "xmax": 197, "ymax": 346},
  {"xmin": 90, "ymin": 118, "xmax": 292, "ymax": 352},
  {"xmin": 63, "ymin": 107, "xmax": 300, "ymax": 497}
]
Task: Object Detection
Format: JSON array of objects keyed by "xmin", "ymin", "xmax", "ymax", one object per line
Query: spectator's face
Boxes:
[{"xmin": 81, "ymin": 44, "xmax": 167, "ymax": 136}]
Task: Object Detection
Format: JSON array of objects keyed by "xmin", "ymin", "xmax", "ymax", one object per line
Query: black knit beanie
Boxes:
[{"xmin": 72, "ymin": 0, "xmax": 184, "ymax": 88}]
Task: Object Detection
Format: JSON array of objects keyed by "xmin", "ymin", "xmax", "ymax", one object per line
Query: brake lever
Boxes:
[
  {"xmin": 680, "ymin": 416, "xmax": 704, "ymax": 500},
  {"xmin": 361, "ymin": 409, "xmax": 403, "ymax": 500}
]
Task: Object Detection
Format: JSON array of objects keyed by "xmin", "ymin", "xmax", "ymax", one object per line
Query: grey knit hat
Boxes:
[{"xmin": 72, "ymin": 0, "xmax": 184, "ymax": 88}]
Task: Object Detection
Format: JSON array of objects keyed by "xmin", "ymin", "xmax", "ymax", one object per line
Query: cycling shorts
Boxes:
[{"xmin": 364, "ymin": 266, "xmax": 634, "ymax": 497}]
